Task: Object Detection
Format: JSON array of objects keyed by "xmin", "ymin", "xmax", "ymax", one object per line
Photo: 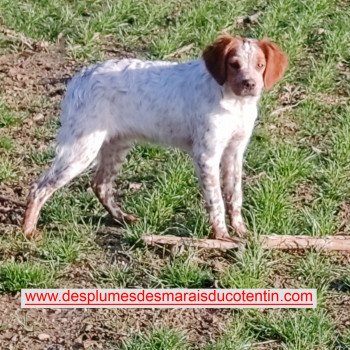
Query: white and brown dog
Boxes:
[{"xmin": 23, "ymin": 34, "xmax": 288, "ymax": 240}]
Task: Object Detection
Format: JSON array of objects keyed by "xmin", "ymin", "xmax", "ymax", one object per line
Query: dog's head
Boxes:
[{"xmin": 203, "ymin": 34, "xmax": 288, "ymax": 97}]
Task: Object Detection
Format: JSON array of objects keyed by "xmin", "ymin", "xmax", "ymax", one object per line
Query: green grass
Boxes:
[
  {"xmin": 94, "ymin": 264, "xmax": 137, "ymax": 288},
  {"xmin": 247, "ymin": 309, "xmax": 337, "ymax": 350},
  {"xmin": 122, "ymin": 327, "xmax": 187, "ymax": 350},
  {"xmin": 0, "ymin": 157, "xmax": 17, "ymax": 182},
  {"xmin": 293, "ymin": 252, "xmax": 342, "ymax": 290},
  {"xmin": 204, "ymin": 308, "xmax": 338, "ymax": 350},
  {"xmin": 160, "ymin": 253, "xmax": 214, "ymax": 288},
  {"xmin": 40, "ymin": 184, "xmax": 100, "ymax": 226},
  {"xmin": 28, "ymin": 147, "xmax": 55, "ymax": 166},
  {"xmin": 0, "ymin": 136, "xmax": 15, "ymax": 151},
  {"xmin": 338, "ymin": 328, "xmax": 350, "ymax": 349},
  {"xmin": 0, "ymin": 100, "xmax": 23, "ymax": 127},
  {"xmin": 219, "ymin": 240, "xmax": 270, "ymax": 288},
  {"xmin": 0, "ymin": 261, "xmax": 55, "ymax": 292},
  {"xmin": 204, "ymin": 319, "xmax": 252, "ymax": 350},
  {"xmin": 0, "ymin": 0, "xmax": 349, "ymax": 348},
  {"xmin": 38, "ymin": 226, "xmax": 91, "ymax": 264}
]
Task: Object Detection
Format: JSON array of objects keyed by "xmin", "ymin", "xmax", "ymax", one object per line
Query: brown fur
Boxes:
[
  {"xmin": 202, "ymin": 35, "xmax": 241, "ymax": 85},
  {"xmin": 257, "ymin": 39, "xmax": 288, "ymax": 90},
  {"xmin": 203, "ymin": 35, "xmax": 288, "ymax": 91}
]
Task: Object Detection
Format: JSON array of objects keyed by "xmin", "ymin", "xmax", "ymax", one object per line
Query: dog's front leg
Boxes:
[
  {"xmin": 193, "ymin": 152, "xmax": 230, "ymax": 240},
  {"xmin": 222, "ymin": 139, "xmax": 248, "ymax": 237}
]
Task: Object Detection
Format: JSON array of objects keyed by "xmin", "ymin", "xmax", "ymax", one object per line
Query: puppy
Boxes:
[{"xmin": 23, "ymin": 34, "xmax": 288, "ymax": 240}]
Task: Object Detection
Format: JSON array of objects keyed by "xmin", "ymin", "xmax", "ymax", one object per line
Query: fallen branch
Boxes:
[
  {"xmin": 143, "ymin": 234, "xmax": 243, "ymax": 250},
  {"xmin": 271, "ymin": 101, "xmax": 302, "ymax": 116},
  {"xmin": 260, "ymin": 235, "xmax": 350, "ymax": 251},
  {"xmin": 143, "ymin": 234, "xmax": 350, "ymax": 251}
]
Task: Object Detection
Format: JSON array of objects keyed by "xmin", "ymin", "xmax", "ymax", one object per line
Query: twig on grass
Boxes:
[{"xmin": 143, "ymin": 234, "xmax": 350, "ymax": 251}]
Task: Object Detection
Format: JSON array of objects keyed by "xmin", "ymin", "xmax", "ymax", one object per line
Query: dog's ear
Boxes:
[
  {"xmin": 257, "ymin": 39, "xmax": 288, "ymax": 90},
  {"xmin": 202, "ymin": 35, "xmax": 239, "ymax": 85}
]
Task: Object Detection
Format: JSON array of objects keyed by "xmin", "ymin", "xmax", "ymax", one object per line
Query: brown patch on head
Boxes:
[
  {"xmin": 257, "ymin": 39, "xmax": 288, "ymax": 90},
  {"xmin": 203, "ymin": 35, "xmax": 288, "ymax": 97},
  {"xmin": 255, "ymin": 48, "xmax": 267, "ymax": 70},
  {"xmin": 202, "ymin": 34, "xmax": 241, "ymax": 85}
]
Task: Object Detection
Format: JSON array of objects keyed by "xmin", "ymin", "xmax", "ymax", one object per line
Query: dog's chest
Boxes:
[{"xmin": 213, "ymin": 98, "xmax": 258, "ymax": 144}]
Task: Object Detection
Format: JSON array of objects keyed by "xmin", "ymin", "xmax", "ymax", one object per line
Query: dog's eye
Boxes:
[
  {"xmin": 257, "ymin": 63, "xmax": 265, "ymax": 69},
  {"xmin": 229, "ymin": 61, "xmax": 241, "ymax": 70}
]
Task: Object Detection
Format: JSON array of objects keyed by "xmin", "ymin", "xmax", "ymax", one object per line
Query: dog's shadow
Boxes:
[
  {"xmin": 93, "ymin": 221, "xmax": 172, "ymax": 261},
  {"xmin": 92, "ymin": 214, "xmax": 210, "ymax": 260},
  {"xmin": 91, "ymin": 216, "xmax": 132, "ymax": 264}
]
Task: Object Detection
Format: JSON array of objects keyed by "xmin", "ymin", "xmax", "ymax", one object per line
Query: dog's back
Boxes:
[{"xmin": 60, "ymin": 58, "xmax": 221, "ymax": 148}]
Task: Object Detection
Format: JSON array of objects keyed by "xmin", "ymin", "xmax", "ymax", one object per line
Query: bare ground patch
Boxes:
[{"xmin": 0, "ymin": 294, "xmax": 232, "ymax": 349}]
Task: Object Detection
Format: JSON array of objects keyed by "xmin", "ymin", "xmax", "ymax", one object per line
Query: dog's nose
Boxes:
[{"xmin": 242, "ymin": 79, "xmax": 256, "ymax": 90}]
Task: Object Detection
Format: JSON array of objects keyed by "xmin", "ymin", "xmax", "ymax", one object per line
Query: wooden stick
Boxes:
[
  {"xmin": 261, "ymin": 235, "xmax": 350, "ymax": 251},
  {"xmin": 143, "ymin": 235, "xmax": 243, "ymax": 250},
  {"xmin": 143, "ymin": 234, "xmax": 350, "ymax": 251}
]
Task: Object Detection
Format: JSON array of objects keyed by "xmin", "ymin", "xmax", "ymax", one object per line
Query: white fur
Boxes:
[{"xmin": 23, "ymin": 46, "xmax": 264, "ymax": 239}]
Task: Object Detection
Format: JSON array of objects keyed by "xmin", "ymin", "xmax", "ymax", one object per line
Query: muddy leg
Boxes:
[
  {"xmin": 221, "ymin": 140, "xmax": 248, "ymax": 238},
  {"xmin": 23, "ymin": 131, "xmax": 106, "ymax": 237},
  {"xmin": 91, "ymin": 138, "xmax": 137, "ymax": 223}
]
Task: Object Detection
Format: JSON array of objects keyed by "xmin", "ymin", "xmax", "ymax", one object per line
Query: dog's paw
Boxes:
[
  {"xmin": 123, "ymin": 213, "xmax": 138, "ymax": 224},
  {"xmin": 22, "ymin": 220, "xmax": 36, "ymax": 239},
  {"xmin": 210, "ymin": 227, "xmax": 231, "ymax": 241},
  {"xmin": 229, "ymin": 216, "xmax": 247, "ymax": 239},
  {"xmin": 22, "ymin": 225, "xmax": 42, "ymax": 240},
  {"xmin": 113, "ymin": 211, "xmax": 138, "ymax": 225}
]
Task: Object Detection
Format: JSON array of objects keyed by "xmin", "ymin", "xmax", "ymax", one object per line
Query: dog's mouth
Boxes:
[
  {"xmin": 236, "ymin": 88, "xmax": 260, "ymax": 97},
  {"xmin": 230, "ymin": 82, "xmax": 260, "ymax": 98}
]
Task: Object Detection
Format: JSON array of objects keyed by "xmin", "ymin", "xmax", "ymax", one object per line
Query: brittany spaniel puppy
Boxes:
[{"xmin": 23, "ymin": 34, "xmax": 288, "ymax": 240}]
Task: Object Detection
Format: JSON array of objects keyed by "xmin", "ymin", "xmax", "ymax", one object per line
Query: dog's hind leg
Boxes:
[
  {"xmin": 91, "ymin": 137, "xmax": 137, "ymax": 224},
  {"xmin": 23, "ymin": 130, "xmax": 107, "ymax": 237}
]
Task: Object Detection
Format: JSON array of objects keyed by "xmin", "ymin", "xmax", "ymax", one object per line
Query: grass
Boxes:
[
  {"xmin": 28, "ymin": 147, "xmax": 55, "ymax": 167},
  {"xmin": 0, "ymin": 99, "xmax": 23, "ymax": 128},
  {"xmin": 38, "ymin": 226, "xmax": 91, "ymax": 264},
  {"xmin": 0, "ymin": 136, "xmax": 15, "ymax": 151},
  {"xmin": 0, "ymin": 0, "xmax": 349, "ymax": 348},
  {"xmin": 338, "ymin": 328, "xmax": 350, "ymax": 349},
  {"xmin": 122, "ymin": 327, "xmax": 187, "ymax": 350},
  {"xmin": 246, "ymin": 309, "xmax": 337, "ymax": 350},
  {"xmin": 219, "ymin": 240, "xmax": 270, "ymax": 288},
  {"xmin": 204, "ymin": 319, "xmax": 252, "ymax": 350},
  {"xmin": 94, "ymin": 264, "xmax": 136, "ymax": 288},
  {"xmin": 294, "ymin": 252, "xmax": 340, "ymax": 290},
  {"xmin": 0, "ymin": 261, "xmax": 55, "ymax": 292},
  {"xmin": 0, "ymin": 157, "xmax": 17, "ymax": 182},
  {"xmin": 160, "ymin": 253, "xmax": 214, "ymax": 288}
]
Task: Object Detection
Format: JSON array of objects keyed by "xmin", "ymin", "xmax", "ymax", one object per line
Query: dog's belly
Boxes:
[{"xmin": 123, "ymin": 114, "xmax": 193, "ymax": 150}]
